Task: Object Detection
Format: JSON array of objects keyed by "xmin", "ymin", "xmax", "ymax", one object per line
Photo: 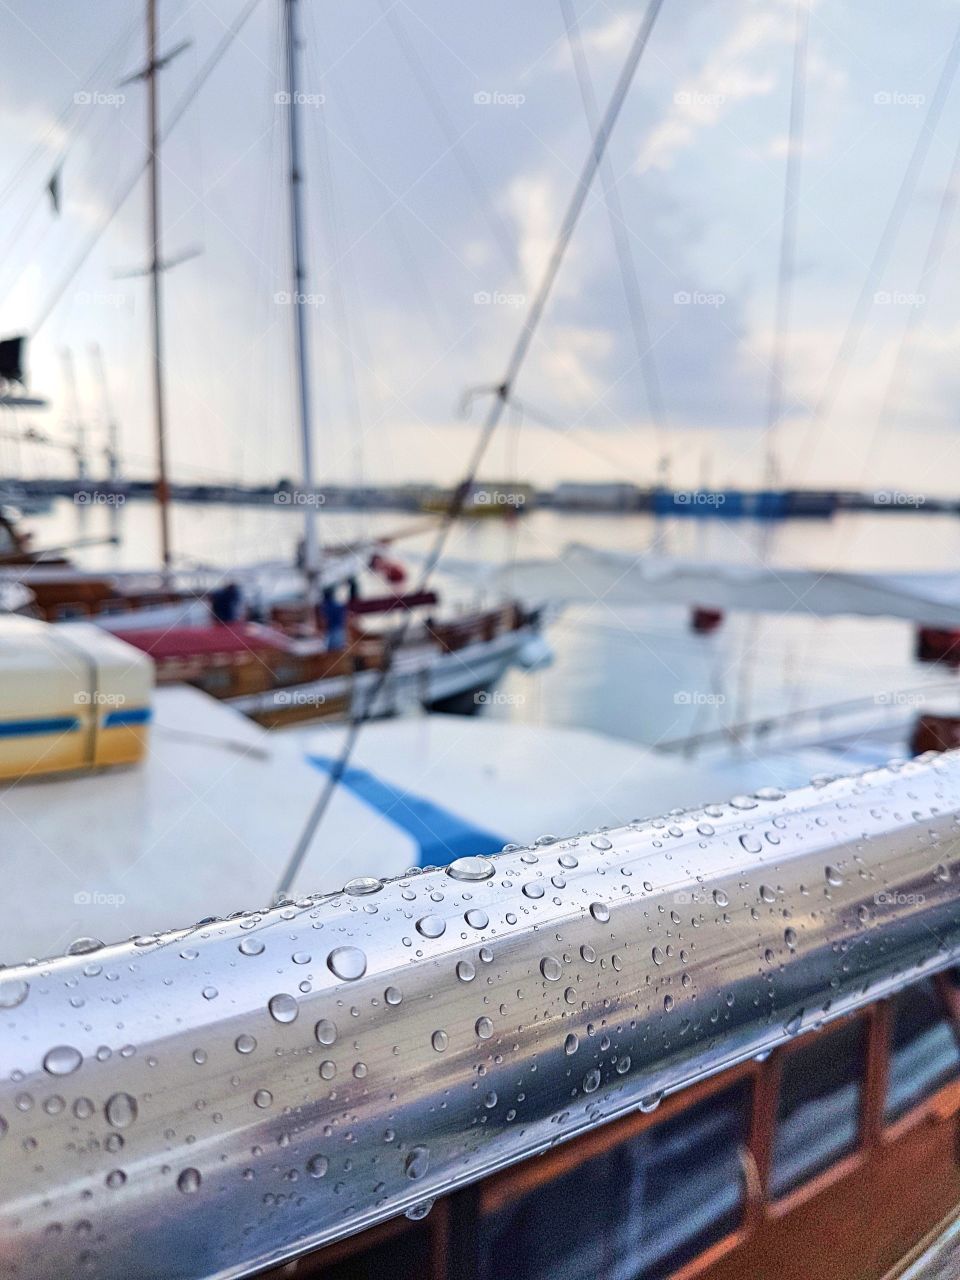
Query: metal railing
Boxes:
[{"xmin": 4, "ymin": 753, "xmax": 960, "ymax": 1278}]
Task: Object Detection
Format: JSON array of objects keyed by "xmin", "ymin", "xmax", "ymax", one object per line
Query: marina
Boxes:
[{"xmin": 4, "ymin": 0, "xmax": 960, "ymax": 1277}]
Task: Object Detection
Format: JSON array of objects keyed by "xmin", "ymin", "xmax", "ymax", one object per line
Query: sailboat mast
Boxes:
[
  {"xmin": 147, "ymin": 0, "xmax": 172, "ymax": 573},
  {"xmin": 91, "ymin": 344, "xmax": 120, "ymax": 484},
  {"xmin": 283, "ymin": 0, "xmax": 320, "ymax": 598}
]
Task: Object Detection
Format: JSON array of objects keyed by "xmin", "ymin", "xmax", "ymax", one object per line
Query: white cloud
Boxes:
[{"xmin": 639, "ymin": 5, "xmax": 794, "ymax": 173}]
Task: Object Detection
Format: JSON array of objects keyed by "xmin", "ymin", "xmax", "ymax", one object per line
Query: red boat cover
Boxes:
[{"xmin": 118, "ymin": 623, "xmax": 289, "ymax": 660}]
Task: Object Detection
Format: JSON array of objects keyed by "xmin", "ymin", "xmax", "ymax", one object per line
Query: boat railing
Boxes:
[
  {"xmin": 4, "ymin": 752, "xmax": 960, "ymax": 1278},
  {"xmin": 654, "ymin": 677, "xmax": 960, "ymax": 757}
]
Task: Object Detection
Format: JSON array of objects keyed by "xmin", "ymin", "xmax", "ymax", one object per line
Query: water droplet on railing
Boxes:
[
  {"xmin": 541, "ymin": 956, "xmax": 562, "ymax": 982},
  {"xmin": 66, "ymin": 937, "xmax": 103, "ymax": 956},
  {"xmin": 313, "ymin": 1021, "xmax": 337, "ymax": 1049},
  {"xmin": 105, "ymin": 1093, "xmax": 138, "ymax": 1129},
  {"xmin": 43, "ymin": 1045, "xmax": 82, "ymax": 1077},
  {"xmin": 405, "ymin": 1146, "xmax": 430, "ymax": 1180},
  {"xmin": 446, "ymin": 856, "xmax": 495, "ymax": 882},
  {"xmin": 327, "ymin": 947, "xmax": 367, "ymax": 980},
  {"xmin": 268, "ymin": 993, "xmax": 299, "ymax": 1024},
  {"xmin": 0, "ymin": 979, "xmax": 28, "ymax": 1009},
  {"xmin": 583, "ymin": 1068, "xmax": 601, "ymax": 1094},
  {"xmin": 416, "ymin": 916, "xmax": 446, "ymax": 939},
  {"xmin": 177, "ymin": 1167, "xmax": 201, "ymax": 1194},
  {"xmin": 344, "ymin": 876, "xmax": 382, "ymax": 895}
]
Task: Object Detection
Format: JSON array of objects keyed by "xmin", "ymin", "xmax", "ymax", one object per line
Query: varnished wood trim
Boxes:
[
  {"xmin": 764, "ymin": 1010, "xmax": 871, "ymax": 1218},
  {"xmin": 477, "ymin": 1060, "xmax": 759, "ymax": 1217},
  {"xmin": 879, "ymin": 975, "xmax": 960, "ymax": 1145}
]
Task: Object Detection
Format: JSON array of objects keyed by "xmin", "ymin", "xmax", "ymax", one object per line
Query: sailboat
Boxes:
[{"xmin": 0, "ymin": 0, "xmax": 549, "ymax": 724}]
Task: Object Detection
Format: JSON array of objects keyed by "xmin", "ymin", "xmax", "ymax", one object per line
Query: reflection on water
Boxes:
[{"xmin": 21, "ymin": 499, "xmax": 960, "ymax": 749}]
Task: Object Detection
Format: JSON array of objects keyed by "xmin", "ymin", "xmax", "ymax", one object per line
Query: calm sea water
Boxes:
[{"xmin": 23, "ymin": 498, "xmax": 960, "ymax": 751}]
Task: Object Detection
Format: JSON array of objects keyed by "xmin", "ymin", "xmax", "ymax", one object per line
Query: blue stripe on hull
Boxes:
[
  {"xmin": 0, "ymin": 706, "xmax": 152, "ymax": 738},
  {"xmin": 103, "ymin": 708, "xmax": 152, "ymax": 728},
  {"xmin": 307, "ymin": 753, "xmax": 508, "ymax": 868},
  {"xmin": 0, "ymin": 717, "xmax": 80, "ymax": 738}
]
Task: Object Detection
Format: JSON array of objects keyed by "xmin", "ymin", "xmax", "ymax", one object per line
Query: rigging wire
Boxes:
[
  {"xmin": 731, "ymin": 0, "xmax": 811, "ymax": 735},
  {"xmin": 275, "ymin": 0, "xmax": 669, "ymax": 898},
  {"xmin": 27, "ymin": 0, "xmax": 267, "ymax": 336},
  {"xmin": 374, "ymin": 0, "xmax": 520, "ymax": 279},
  {"xmin": 303, "ymin": 10, "xmax": 370, "ymax": 508},
  {"xmin": 333, "ymin": 86, "xmax": 451, "ymax": 351},
  {"xmin": 762, "ymin": 0, "xmax": 810, "ymax": 489},
  {"xmin": 791, "ymin": 13, "xmax": 960, "ymax": 484},
  {"xmin": 0, "ymin": 11, "xmax": 142, "ymax": 215},
  {"xmin": 489, "ymin": 391, "xmax": 660, "ymax": 481},
  {"xmin": 557, "ymin": 0, "xmax": 667, "ymax": 476},
  {"xmin": 855, "ymin": 127, "xmax": 960, "ymax": 486}
]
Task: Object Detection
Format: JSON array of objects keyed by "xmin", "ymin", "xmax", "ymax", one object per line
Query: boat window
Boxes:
[
  {"xmin": 768, "ymin": 1017, "xmax": 866, "ymax": 1199},
  {"xmin": 477, "ymin": 1080, "xmax": 751, "ymax": 1280},
  {"xmin": 309, "ymin": 1223, "xmax": 430, "ymax": 1279},
  {"xmin": 884, "ymin": 979, "xmax": 960, "ymax": 1123}
]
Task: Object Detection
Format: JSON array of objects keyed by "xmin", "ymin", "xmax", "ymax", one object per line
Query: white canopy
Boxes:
[{"xmin": 454, "ymin": 543, "xmax": 960, "ymax": 627}]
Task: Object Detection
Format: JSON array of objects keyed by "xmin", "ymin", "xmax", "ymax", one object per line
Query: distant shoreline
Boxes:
[{"xmin": 2, "ymin": 478, "xmax": 955, "ymax": 519}]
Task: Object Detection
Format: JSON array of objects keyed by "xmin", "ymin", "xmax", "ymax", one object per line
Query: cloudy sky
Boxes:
[{"xmin": 2, "ymin": 0, "xmax": 960, "ymax": 491}]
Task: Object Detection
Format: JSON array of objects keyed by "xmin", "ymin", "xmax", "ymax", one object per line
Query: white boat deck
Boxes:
[{"xmin": 1, "ymin": 684, "xmax": 903, "ymax": 962}]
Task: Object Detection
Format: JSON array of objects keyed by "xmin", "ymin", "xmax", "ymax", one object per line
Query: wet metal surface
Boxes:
[{"xmin": 3, "ymin": 755, "xmax": 960, "ymax": 1277}]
